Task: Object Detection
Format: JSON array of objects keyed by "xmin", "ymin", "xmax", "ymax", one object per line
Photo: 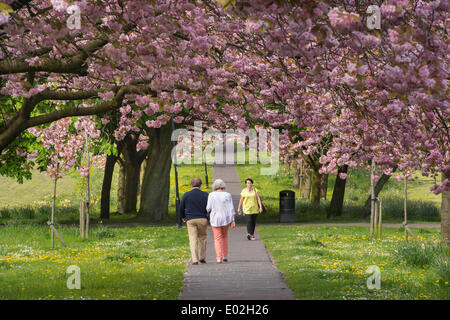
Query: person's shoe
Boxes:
[
  {"xmin": 216, "ymin": 259, "xmax": 222, "ymax": 264},
  {"xmin": 251, "ymin": 235, "xmax": 256, "ymax": 241},
  {"xmin": 192, "ymin": 261, "xmax": 198, "ymax": 265},
  {"xmin": 222, "ymin": 257, "xmax": 228, "ymax": 262},
  {"xmin": 247, "ymin": 234, "xmax": 251, "ymax": 240},
  {"xmin": 199, "ymin": 259, "xmax": 206, "ymax": 264}
]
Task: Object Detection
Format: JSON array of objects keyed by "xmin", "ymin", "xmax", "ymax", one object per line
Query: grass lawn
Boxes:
[
  {"xmin": 259, "ymin": 225, "xmax": 450, "ymax": 300},
  {"xmin": 0, "ymin": 170, "xmax": 79, "ymax": 208},
  {"xmin": 167, "ymin": 163, "xmax": 213, "ymax": 219},
  {"xmin": 235, "ymin": 158, "xmax": 441, "ymax": 223},
  {"xmin": 0, "ymin": 151, "xmax": 447, "ymax": 300},
  {"xmin": 0, "ymin": 222, "xmax": 448, "ymax": 300},
  {"xmin": 0, "ymin": 163, "xmax": 213, "ymax": 225},
  {"xmin": 0, "ymin": 146, "xmax": 442, "ymax": 225},
  {"xmin": 0, "ymin": 224, "xmax": 190, "ymax": 300},
  {"xmin": 0, "ymin": 163, "xmax": 209, "ymax": 300}
]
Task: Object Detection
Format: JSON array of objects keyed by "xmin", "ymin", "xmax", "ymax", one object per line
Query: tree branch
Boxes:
[{"xmin": 0, "ymin": 39, "xmax": 108, "ymax": 75}]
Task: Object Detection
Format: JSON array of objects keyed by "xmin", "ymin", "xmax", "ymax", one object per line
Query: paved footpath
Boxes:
[
  {"xmin": 178, "ymin": 155, "xmax": 442, "ymax": 300},
  {"xmin": 210, "ymin": 163, "xmax": 247, "ymax": 225},
  {"xmin": 179, "ymin": 226, "xmax": 295, "ymax": 300},
  {"xmin": 180, "ymin": 162, "xmax": 295, "ymax": 300}
]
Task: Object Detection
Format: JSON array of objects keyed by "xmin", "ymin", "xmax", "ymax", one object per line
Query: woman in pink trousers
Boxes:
[{"xmin": 206, "ymin": 179, "xmax": 236, "ymax": 264}]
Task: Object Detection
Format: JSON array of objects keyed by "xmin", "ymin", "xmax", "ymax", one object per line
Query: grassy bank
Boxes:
[
  {"xmin": 0, "ymin": 152, "xmax": 442, "ymax": 226},
  {"xmin": 258, "ymin": 225, "xmax": 449, "ymax": 300},
  {"xmin": 235, "ymin": 160, "xmax": 441, "ymax": 223},
  {"xmin": 0, "ymin": 224, "xmax": 190, "ymax": 299},
  {"xmin": 1, "ymin": 220, "xmax": 447, "ymax": 300},
  {"xmin": 0, "ymin": 163, "xmax": 212, "ymax": 225}
]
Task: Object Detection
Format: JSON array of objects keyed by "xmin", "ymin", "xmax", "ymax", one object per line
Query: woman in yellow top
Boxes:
[{"xmin": 237, "ymin": 178, "xmax": 263, "ymax": 240}]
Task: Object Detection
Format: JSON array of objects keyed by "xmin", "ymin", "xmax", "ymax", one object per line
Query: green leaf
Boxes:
[{"xmin": 217, "ymin": 0, "xmax": 233, "ymax": 9}]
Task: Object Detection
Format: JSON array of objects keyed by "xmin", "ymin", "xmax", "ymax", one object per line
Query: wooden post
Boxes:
[
  {"xmin": 404, "ymin": 176, "xmax": 408, "ymax": 243},
  {"xmin": 378, "ymin": 198, "xmax": 382, "ymax": 239},
  {"xmin": 298, "ymin": 159, "xmax": 303, "ymax": 196},
  {"xmin": 47, "ymin": 221, "xmax": 68, "ymax": 247},
  {"xmin": 404, "ymin": 223, "xmax": 421, "ymax": 243},
  {"xmin": 80, "ymin": 200, "xmax": 85, "ymax": 238},
  {"xmin": 402, "ymin": 175, "xmax": 422, "ymax": 245},
  {"xmin": 284, "ymin": 157, "xmax": 291, "ymax": 174},
  {"xmin": 85, "ymin": 133, "xmax": 90, "ymax": 239},
  {"xmin": 374, "ymin": 196, "xmax": 378, "ymax": 237},
  {"xmin": 370, "ymin": 160, "xmax": 376, "ymax": 237},
  {"xmin": 85, "ymin": 201, "xmax": 89, "ymax": 238},
  {"xmin": 387, "ymin": 174, "xmax": 422, "ymax": 246},
  {"xmin": 51, "ymin": 177, "xmax": 57, "ymax": 248},
  {"xmin": 204, "ymin": 150, "xmax": 209, "ymax": 189}
]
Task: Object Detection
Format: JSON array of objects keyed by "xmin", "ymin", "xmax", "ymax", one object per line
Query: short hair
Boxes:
[
  {"xmin": 212, "ymin": 179, "xmax": 226, "ymax": 191},
  {"xmin": 245, "ymin": 178, "xmax": 254, "ymax": 184},
  {"xmin": 191, "ymin": 177, "xmax": 202, "ymax": 188}
]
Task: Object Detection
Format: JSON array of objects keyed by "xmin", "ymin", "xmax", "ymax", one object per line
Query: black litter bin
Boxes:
[{"xmin": 279, "ymin": 190, "xmax": 296, "ymax": 222}]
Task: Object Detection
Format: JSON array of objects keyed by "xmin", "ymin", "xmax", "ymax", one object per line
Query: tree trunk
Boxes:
[
  {"xmin": 442, "ymin": 169, "xmax": 450, "ymax": 247},
  {"xmin": 137, "ymin": 160, "xmax": 146, "ymax": 202},
  {"xmin": 359, "ymin": 166, "xmax": 398, "ymax": 218},
  {"xmin": 116, "ymin": 135, "xmax": 148, "ymax": 214},
  {"xmin": 117, "ymin": 160, "xmax": 125, "ymax": 214},
  {"xmin": 300, "ymin": 167, "xmax": 312, "ymax": 199},
  {"xmin": 284, "ymin": 158, "xmax": 291, "ymax": 175},
  {"xmin": 328, "ymin": 165, "xmax": 348, "ymax": 218},
  {"xmin": 320, "ymin": 174, "xmax": 328, "ymax": 200},
  {"xmin": 292, "ymin": 160, "xmax": 300, "ymax": 188},
  {"xmin": 284, "ymin": 158, "xmax": 291, "ymax": 174},
  {"xmin": 122, "ymin": 143, "xmax": 141, "ymax": 213},
  {"xmin": 139, "ymin": 124, "xmax": 173, "ymax": 221},
  {"xmin": 310, "ymin": 168, "xmax": 321, "ymax": 205},
  {"xmin": 100, "ymin": 153, "xmax": 118, "ymax": 219}
]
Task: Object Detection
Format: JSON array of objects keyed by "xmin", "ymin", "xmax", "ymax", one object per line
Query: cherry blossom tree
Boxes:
[
  {"xmin": 0, "ymin": 0, "xmax": 448, "ymax": 242},
  {"xmin": 211, "ymin": 0, "xmax": 448, "ymax": 243}
]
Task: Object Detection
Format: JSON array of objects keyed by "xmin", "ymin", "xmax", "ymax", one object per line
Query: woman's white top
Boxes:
[{"xmin": 206, "ymin": 191, "xmax": 236, "ymax": 227}]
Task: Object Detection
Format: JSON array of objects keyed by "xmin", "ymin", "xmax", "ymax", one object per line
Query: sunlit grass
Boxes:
[
  {"xmin": 0, "ymin": 163, "xmax": 213, "ymax": 224},
  {"xmin": 259, "ymin": 225, "xmax": 449, "ymax": 300},
  {"xmin": 234, "ymin": 152, "xmax": 441, "ymax": 222},
  {"xmin": 0, "ymin": 224, "xmax": 190, "ymax": 300},
  {"xmin": 167, "ymin": 163, "xmax": 213, "ymax": 219}
]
